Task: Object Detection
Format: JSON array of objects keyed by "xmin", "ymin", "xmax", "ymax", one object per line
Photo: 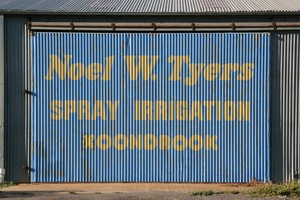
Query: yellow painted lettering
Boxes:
[
  {"xmin": 68, "ymin": 62, "xmax": 84, "ymax": 80},
  {"xmin": 173, "ymin": 135, "xmax": 187, "ymax": 151},
  {"xmin": 135, "ymin": 101, "xmax": 141, "ymax": 120},
  {"xmin": 203, "ymin": 63, "xmax": 221, "ymax": 81},
  {"xmin": 78, "ymin": 100, "xmax": 91, "ymax": 120},
  {"xmin": 106, "ymin": 100, "xmax": 119, "ymax": 120},
  {"xmin": 97, "ymin": 134, "xmax": 111, "ymax": 150},
  {"xmin": 142, "ymin": 101, "xmax": 153, "ymax": 120},
  {"xmin": 176, "ymin": 101, "xmax": 188, "ymax": 120},
  {"xmin": 82, "ymin": 134, "xmax": 94, "ymax": 150},
  {"xmin": 168, "ymin": 56, "xmax": 190, "ymax": 81},
  {"xmin": 224, "ymin": 101, "xmax": 236, "ymax": 121},
  {"xmin": 159, "ymin": 135, "xmax": 171, "ymax": 150},
  {"xmin": 238, "ymin": 101, "xmax": 250, "ymax": 121},
  {"xmin": 237, "ymin": 63, "xmax": 254, "ymax": 81},
  {"xmin": 124, "ymin": 55, "xmax": 159, "ymax": 80},
  {"xmin": 185, "ymin": 63, "xmax": 205, "ymax": 86},
  {"xmin": 129, "ymin": 134, "xmax": 143, "ymax": 150},
  {"xmin": 101, "ymin": 56, "xmax": 115, "ymax": 80},
  {"xmin": 156, "ymin": 101, "xmax": 167, "ymax": 120},
  {"xmin": 206, "ymin": 135, "xmax": 218, "ymax": 150},
  {"xmin": 203, "ymin": 101, "xmax": 215, "ymax": 121},
  {"xmin": 216, "ymin": 101, "xmax": 222, "ymax": 121},
  {"xmin": 50, "ymin": 100, "xmax": 63, "ymax": 120},
  {"xmin": 114, "ymin": 134, "xmax": 128, "ymax": 150},
  {"xmin": 220, "ymin": 63, "xmax": 239, "ymax": 80},
  {"xmin": 189, "ymin": 135, "xmax": 203, "ymax": 151},
  {"xmin": 144, "ymin": 134, "xmax": 158, "ymax": 150},
  {"xmin": 86, "ymin": 63, "xmax": 102, "ymax": 80},
  {"xmin": 189, "ymin": 101, "xmax": 203, "ymax": 121},
  {"xmin": 92, "ymin": 101, "xmax": 106, "ymax": 120},
  {"xmin": 64, "ymin": 100, "xmax": 76, "ymax": 120},
  {"xmin": 45, "ymin": 54, "xmax": 72, "ymax": 80},
  {"xmin": 169, "ymin": 101, "xmax": 174, "ymax": 121}
]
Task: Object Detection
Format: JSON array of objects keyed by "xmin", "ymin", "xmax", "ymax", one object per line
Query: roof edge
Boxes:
[{"xmin": 1, "ymin": 11, "xmax": 300, "ymax": 16}]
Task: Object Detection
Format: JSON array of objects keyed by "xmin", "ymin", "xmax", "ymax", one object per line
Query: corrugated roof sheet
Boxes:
[{"xmin": 0, "ymin": 0, "xmax": 299, "ymax": 14}]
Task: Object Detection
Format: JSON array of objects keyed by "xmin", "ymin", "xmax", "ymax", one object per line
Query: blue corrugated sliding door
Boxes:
[{"xmin": 30, "ymin": 33, "xmax": 270, "ymax": 182}]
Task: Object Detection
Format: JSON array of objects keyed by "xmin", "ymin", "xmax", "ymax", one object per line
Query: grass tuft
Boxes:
[
  {"xmin": 190, "ymin": 191, "xmax": 214, "ymax": 196},
  {"xmin": 0, "ymin": 181, "xmax": 17, "ymax": 188},
  {"xmin": 190, "ymin": 190, "xmax": 241, "ymax": 196},
  {"xmin": 68, "ymin": 191, "xmax": 76, "ymax": 194},
  {"xmin": 245, "ymin": 181, "xmax": 300, "ymax": 197}
]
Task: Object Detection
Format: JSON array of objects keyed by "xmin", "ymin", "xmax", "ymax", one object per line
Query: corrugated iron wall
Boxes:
[
  {"xmin": 4, "ymin": 17, "xmax": 30, "ymax": 182},
  {"xmin": 270, "ymin": 32, "xmax": 300, "ymax": 182},
  {"xmin": 30, "ymin": 32, "xmax": 270, "ymax": 182},
  {"xmin": 0, "ymin": 15, "xmax": 4, "ymax": 179}
]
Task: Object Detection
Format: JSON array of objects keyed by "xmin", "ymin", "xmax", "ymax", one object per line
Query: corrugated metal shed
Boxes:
[
  {"xmin": 0, "ymin": 0, "xmax": 300, "ymax": 14},
  {"xmin": 0, "ymin": 0, "xmax": 300, "ymax": 184}
]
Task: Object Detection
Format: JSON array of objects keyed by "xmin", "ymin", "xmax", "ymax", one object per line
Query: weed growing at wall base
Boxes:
[
  {"xmin": 245, "ymin": 181, "xmax": 300, "ymax": 197},
  {"xmin": 0, "ymin": 181, "xmax": 17, "ymax": 188}
]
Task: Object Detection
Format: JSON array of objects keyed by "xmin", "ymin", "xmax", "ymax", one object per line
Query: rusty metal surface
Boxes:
[
  {"xmin": 26, "ymin": 22, "xmax": 300, "ymax": 32},
  {"xmin": 30, "ymin": 33, "xmax": 270, "ymax": 182}
]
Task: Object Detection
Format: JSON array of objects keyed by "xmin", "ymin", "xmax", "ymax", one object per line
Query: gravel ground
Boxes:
[{"xmin": 0, "ymin": 191, "xmax": 292, "ymax": 200}]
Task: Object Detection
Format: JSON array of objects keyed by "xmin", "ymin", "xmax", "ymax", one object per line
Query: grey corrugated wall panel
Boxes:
[
  {"xmin": 4, "ymin": 17, "xmax": 29, "ymax": 182},
  {"xmin": 0, "ymin": 15, "xmax": 4, "ymax": 177},
  {"xmin": 270, "ymin": 32, "xmax": 300, "ymax": 182}
]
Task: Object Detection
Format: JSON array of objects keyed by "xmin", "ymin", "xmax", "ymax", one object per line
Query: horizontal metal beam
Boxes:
[{"xmin": 27, "ymin": 22, "xmax": 300, "ymax": 31}]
